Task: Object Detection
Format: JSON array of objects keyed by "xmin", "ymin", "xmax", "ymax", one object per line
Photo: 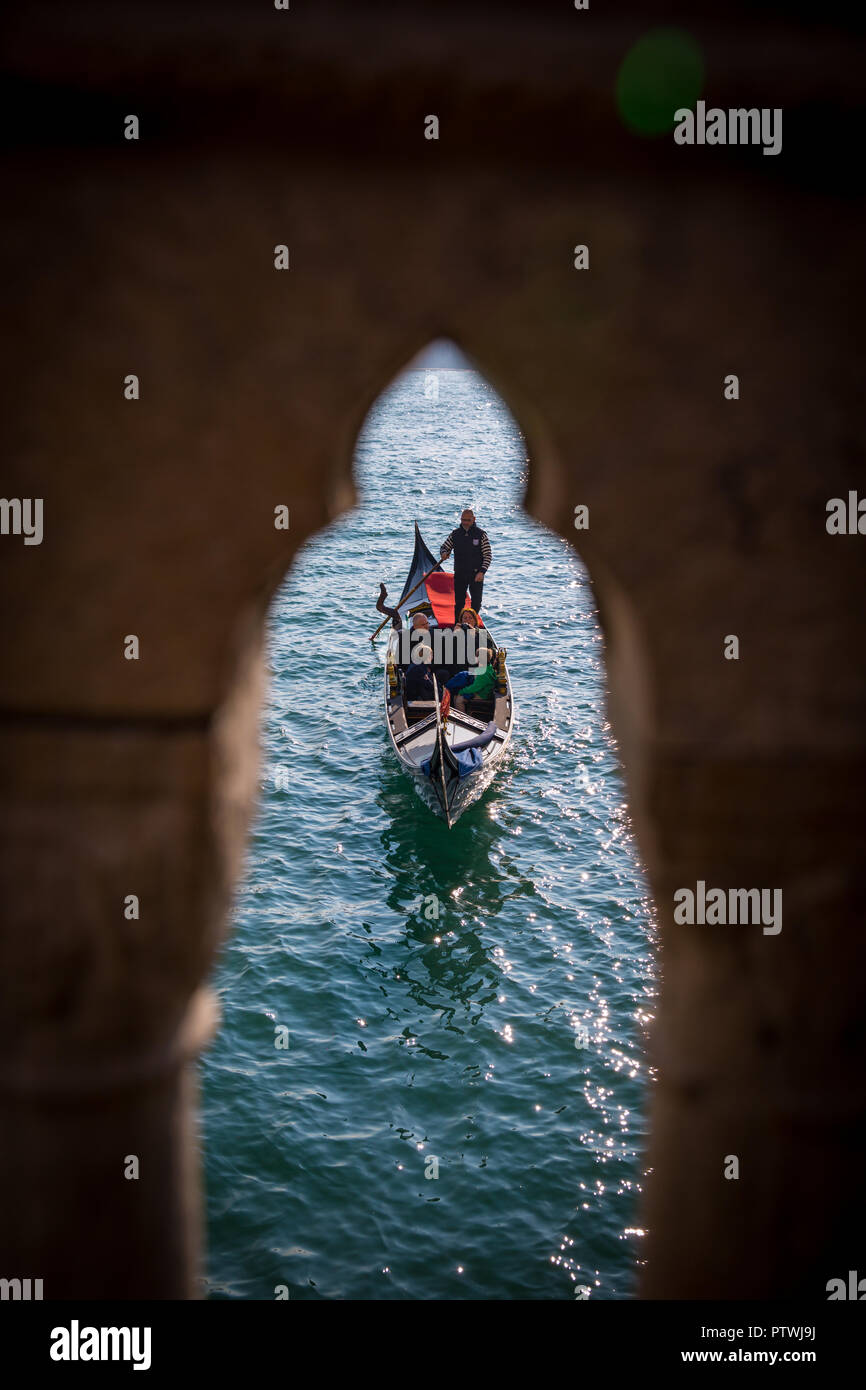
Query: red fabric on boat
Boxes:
[
  {"xmin": 425, "ymin": 572, "xmax": 486, "ymax": 626},
  {"xmin": 425, "ymin": 572, "xmax": 455, "ymax": 625},
  {"xmin": 440, "ymin": 689, "xmax": 451, "ymax": 721}
]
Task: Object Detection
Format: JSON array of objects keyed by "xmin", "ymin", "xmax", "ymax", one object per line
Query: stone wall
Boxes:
[{"xmin": 1, "ymin": 1, "xmax": 863, "ymax": 1297}]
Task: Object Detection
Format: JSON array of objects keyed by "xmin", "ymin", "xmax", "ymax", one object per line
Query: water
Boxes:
[{"xmin": 200, "ymin": 347, "xmax": 656, "ymax": 1300}]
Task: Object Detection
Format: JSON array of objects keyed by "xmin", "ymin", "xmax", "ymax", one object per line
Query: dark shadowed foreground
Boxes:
[{"xmin": 1, "ymin": 1, "xmax": 864, "ymax": 1298}]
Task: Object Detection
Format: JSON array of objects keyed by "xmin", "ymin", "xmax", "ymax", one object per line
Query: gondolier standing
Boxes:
[{"xmin": 440, "ymin": 508, "xmax": 492, "ymax": 625}]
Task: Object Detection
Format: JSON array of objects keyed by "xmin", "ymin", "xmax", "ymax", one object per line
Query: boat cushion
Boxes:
[
  {"xmin": 453, "ymin": 747, "xmax": 484, "ymax": 777},
  {"xmin": 451, "ymin": 721, "xmax": 498, "ymax": 753}
]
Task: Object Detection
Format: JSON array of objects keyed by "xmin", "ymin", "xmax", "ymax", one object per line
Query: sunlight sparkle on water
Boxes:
[{"xmin": 201, "ymin": 353, "xmax": 655, "ymax": 1302}]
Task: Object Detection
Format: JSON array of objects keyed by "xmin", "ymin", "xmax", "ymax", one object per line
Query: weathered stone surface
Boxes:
[{"xmin": 1, "ymin": 0, "xmax": 864, "ymax": 1299}]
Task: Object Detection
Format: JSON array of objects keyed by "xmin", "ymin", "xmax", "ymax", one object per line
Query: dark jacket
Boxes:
[
  {"xmin": 440, "ymin": 523, "xmax": 492, "ymax": 576},
  {"xmin": 404, "ymin": 662, "xmax": 435, "ymax": 701}
]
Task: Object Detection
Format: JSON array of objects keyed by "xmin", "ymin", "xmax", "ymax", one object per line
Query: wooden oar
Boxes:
[{"xmin": 369, "ymin": 563, "xmax": 442, "ymax": 641}]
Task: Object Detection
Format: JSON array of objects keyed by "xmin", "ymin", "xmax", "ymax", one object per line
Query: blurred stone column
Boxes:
[{"xmin": 0, "ymin": 636, "xmax": 263, "ymax": 1297}]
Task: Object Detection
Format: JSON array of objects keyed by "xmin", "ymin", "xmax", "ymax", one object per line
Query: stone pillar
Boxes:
[{"xmin": 0, "ymin": 625, "xmax": 265, "ymax": 1296}]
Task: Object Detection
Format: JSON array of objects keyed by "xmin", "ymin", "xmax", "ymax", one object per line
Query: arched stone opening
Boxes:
[
  {"xmin": 1, "ymin": 1, "xmax": 863, "ymax": 1304},
  {"xmin": 197, "ymin": 337, "xmax": 656, "ymax": 1298}
]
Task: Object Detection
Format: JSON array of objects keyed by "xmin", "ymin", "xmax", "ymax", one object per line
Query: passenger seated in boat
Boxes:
[
  {"xmin": 457, "ymin": 605, "xmax": 496, "ymax": 666},
  {"xmin": 409, "ymin": 612, "xmax": 448, "ymax": 681},
  {"xmin": 446, "ymin": 660, "xmax": 497, "ymax": 711},
  {"xmin": 405, "ymin": 642, "xmax": 452, "ymax": 708},
  {"xmin": 404, "ymin": 643, "xmax": 436, "ymax": 702}
]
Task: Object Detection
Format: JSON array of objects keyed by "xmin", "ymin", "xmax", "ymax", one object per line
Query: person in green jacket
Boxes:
[
  {"xmin": 448, "ymin": 659, "xmax": 496, "ymax": 712},
  {"xmin": 462, "ymin": 664, "xmax": 496, "ymax": 702}
]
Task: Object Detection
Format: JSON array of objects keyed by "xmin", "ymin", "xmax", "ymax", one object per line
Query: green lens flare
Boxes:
[{"xmin": 616, "ymin": 29, "xmax": 704, "ymax": 136}]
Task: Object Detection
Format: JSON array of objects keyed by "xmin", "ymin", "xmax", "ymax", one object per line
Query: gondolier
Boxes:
[
  {"xmin": 376, "ymin": 522, "xmax": 514, "ymax": 827},
  {"xmin": 440, "ymin": 508, "xmax": 492, "ymax": 626}
]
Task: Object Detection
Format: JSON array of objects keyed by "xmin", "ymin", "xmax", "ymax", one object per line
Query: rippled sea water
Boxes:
[{"xmin": 200, "ymin": 349, "xmax": 656, "ymax": 1300}]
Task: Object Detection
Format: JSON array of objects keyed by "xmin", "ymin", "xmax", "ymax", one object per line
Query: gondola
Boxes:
[{"xmin": 379, "ymin": 523, "xmax": 515, "ymax": 827}]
